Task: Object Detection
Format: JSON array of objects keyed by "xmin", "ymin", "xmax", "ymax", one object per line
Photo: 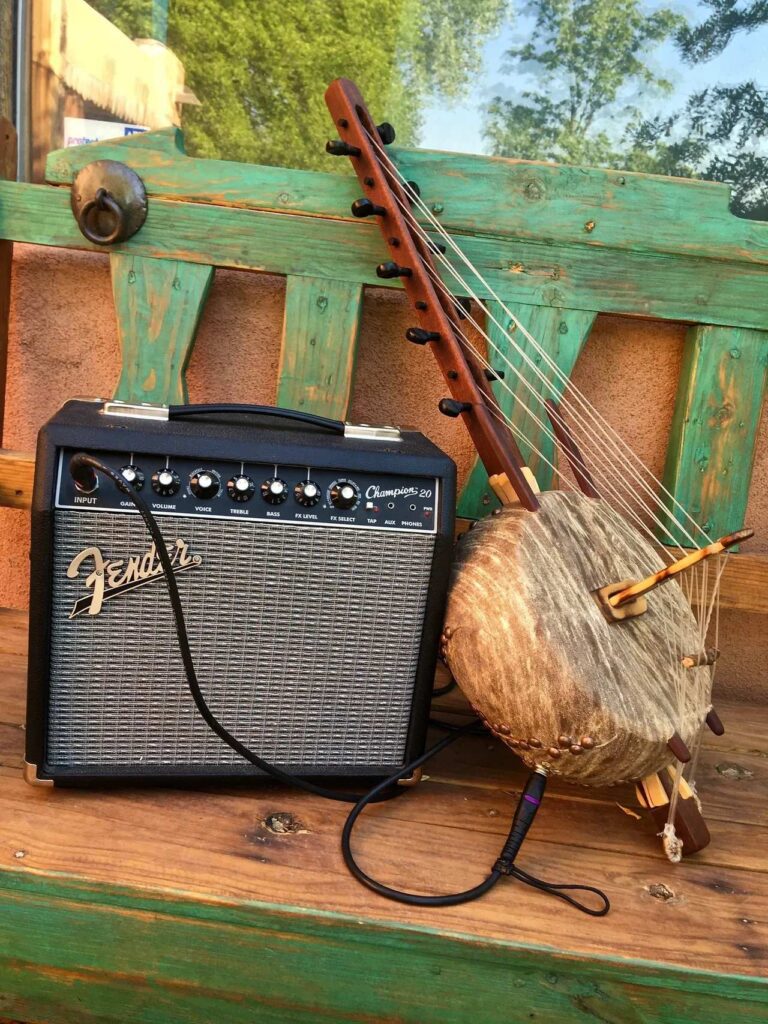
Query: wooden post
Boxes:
[
  {"xmin": 0, "ymin": 119, "xmax": 16, "ymax": 443},
  {"xmin": 662, "ymin": 324, "xmax": 768, "ymax": 546},
  {"xmin": 276, "ymin": 276, "xmax": 363, "ymax": 419},
  {"xmin": 111, "ymin": 254, "xmax": 214, "ymax": 405},
  {"xmin": 0, "ymin": 0, "xmax": 13, "ymax": 126}
]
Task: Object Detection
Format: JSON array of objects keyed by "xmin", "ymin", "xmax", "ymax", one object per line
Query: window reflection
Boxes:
[{"xmin": 11, "ymin": 1, "xmax": 767, "ymax": 220}]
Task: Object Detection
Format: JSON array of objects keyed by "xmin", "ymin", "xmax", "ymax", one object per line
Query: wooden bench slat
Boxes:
[
  {"xmin": 7, "ymin": 181, "xmax": 768, "ymax": 331},
  {"xmin": 457, "ymin": 302, "xmax": 596, "ymax": 518},
  {"xmin": 111, "ymin": 253, "xmax": 214, "ymax": 405},
  {"xmin": 44, "ymin": 127, "xmax": 768, "ymax": 271},
  {"xmin": 0, "ymin": 451, "xmax": 34, "ymax": 510},
  {"xmin": 276, "ymin": 275, "xmax": 363, "ymax": 419},
  {"xmin": 662, "ymin": 324, "xmax": 768, "ymax": 546},
  {"xmin": 1, "ymin": 869, "xmax": 764, "ymax": 1024}
]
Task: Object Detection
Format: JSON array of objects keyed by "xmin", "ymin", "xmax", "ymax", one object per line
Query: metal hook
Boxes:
[
  {"xmin": 71, "ymin": 160, "xmax": 148, "ymax": 246},
  {"xmin": 77, "ymin": 188, "xmax": 126, "ymax": 246}
]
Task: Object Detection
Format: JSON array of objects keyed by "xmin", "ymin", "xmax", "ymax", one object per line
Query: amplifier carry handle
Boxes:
[{"xmin": 168, "ymin": 404, "xmax": 345, "ymax": 434}]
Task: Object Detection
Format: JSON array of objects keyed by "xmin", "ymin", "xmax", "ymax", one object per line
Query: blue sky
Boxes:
[{"xmin": 419, "ymin": 1, "xmax": 768, "ymax": 155}]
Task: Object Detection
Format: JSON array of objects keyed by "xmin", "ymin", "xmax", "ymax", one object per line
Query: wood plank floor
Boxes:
[{"xmin": 0, "ymin": 605, "xmax": 766, "ymax": 1022}]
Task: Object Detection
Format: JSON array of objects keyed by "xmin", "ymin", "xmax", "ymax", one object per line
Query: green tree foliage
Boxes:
[
  {"xmin": 483, "ymin": 0, "xmax": 683, "ymax": 165},
  {"xmin": 90, "ymin": 0, "xmax": 509, "ymax": 168},
  {"xmin": 676, "ymin": 0, "xmax": 768, "ymax": 60},
  {"xmin": 626, "ymin": 2, "xmax": 768, "ymax": 219}
]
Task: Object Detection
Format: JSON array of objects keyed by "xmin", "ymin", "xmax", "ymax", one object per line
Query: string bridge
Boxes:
[{"xmin": 594, "ymin": 528, "xmax": 753, "ymax": 623}]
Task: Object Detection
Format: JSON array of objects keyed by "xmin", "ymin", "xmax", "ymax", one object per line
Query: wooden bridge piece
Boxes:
[
  {"xmin": 662, "ymin": 324, "xmax": 768, "ymax": 547},
  {"xmin": 457, "ymin": 303, "xmax": 596, "ymax": 519}
]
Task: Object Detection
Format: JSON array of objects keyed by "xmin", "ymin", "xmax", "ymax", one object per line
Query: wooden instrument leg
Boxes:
[{"xmin": 636, "ymin": 768, "xmax": 711, "ymax": 857}]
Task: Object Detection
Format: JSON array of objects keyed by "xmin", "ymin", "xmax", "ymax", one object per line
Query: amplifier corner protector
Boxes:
[
  {"xmin": 344, "ymin": 423, "xmax": 402, "ymax": 442},
  {"xmin": 23, "ymin": 761, "xmax": 54, "ymax": 787},
  {"xmin": 101, "ymin": 401, "xmax": 170, "ymax": 421},
  {"xmin": 397, "ymin": 766, "xmax": 423, "ymax": 787}
]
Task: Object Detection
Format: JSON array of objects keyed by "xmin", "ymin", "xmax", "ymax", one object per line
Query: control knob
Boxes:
[
  {"xmin": 120, "ymin": 465, "xmax": 144, "ymax": 490},
  {"xmin": 227, "ymin": 474, "xmax": 255, "ymax": 502},
  {"xmin": 261, "ymin": 477, "xmax": 288, "ymax": 504},
  {"xmin": 189, "ymin": 469, "xmax": 220, "ymax": 500},
  {"xmin": 330, "ymin": 479, "xmax": 360, "ymax": 510},
  {"xmin": 294, "ymin": 480, "xmax": 321, "ymax": 507},
  {"xmin": 151, "ymin": 468, "xmax": 180, "ymax": 497}
]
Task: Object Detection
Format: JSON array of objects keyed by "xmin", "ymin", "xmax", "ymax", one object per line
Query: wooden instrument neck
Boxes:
[{"xmin": 324, "ymin": 78, "xmax": 539, "ymax": 513}]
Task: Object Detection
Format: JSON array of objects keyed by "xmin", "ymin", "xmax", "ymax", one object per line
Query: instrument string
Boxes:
[
  {"xmin": 434, "ymin": 276, "xmax": 695, "ymax": 575},
  {"xmin": 399, "ymin": 219, "xmax": 702, "ymax": 567},
  {"xmin": 363, "ymin": 128, "xmax": 728, "ymax": 835},
  {"xmin": 369, "ymin": 156, "xmax": 706, "ymax": 554},
  {"xmin": 372, "ymin": 148, "xmax": 725, "ymax": 706},
  {"xmin": 420, "ymin": 282, "xmax": 686, "ymax": 690},
  {"xmin": 365, "ymin": 129, "xmax": 715, "ymax": 551},
  {"xmin": 407, "ymin": 198, "xmax": 712, "ymax": 710},
  {"xmin": 685, "ymin": 556, "xmax": 726, "ymax": 793}
]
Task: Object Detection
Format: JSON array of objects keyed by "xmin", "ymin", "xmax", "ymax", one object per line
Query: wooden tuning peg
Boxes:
[
  {"xmin": 376, "ymin": 122, "xmax": 396, "ymax": 144},
  {"xmin": 438, "ymin": 399, "xmax": 472, "ymax": 418},
  {"xmin": 706, "ymin": 708, "xmax": 725, "ymax": 735},
  {"xmin": 326, "ymin": 139, "xmax": 361, "ymax": 157},
  {"xmin": 426, "ymin": 239, "xmax": 447, "ymax": 255},
  {"xmin": 406, "ymin": 328, "xmax": 440, "ymax": 345},
  {"xmin": 376, "ymin": 261, "xmax": 412, "ymax": 279},
  {"xmin": 351, "ymin": 198, "xmax": 386, "ymax": 218}
]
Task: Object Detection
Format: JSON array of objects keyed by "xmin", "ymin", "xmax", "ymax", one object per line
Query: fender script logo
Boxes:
[{"xmin": 66, "ymin": 539, "xmax": 202, "ymax": 619}]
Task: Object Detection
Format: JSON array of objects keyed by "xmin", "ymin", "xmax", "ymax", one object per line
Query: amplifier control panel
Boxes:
[{"xmin": 55, "ymin": 449, "xmax": 439, "ymax": 534}]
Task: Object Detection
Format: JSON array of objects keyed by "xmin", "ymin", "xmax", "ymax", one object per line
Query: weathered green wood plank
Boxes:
[
  {"xmin": 276, "ymin": 275, "xmax": 363, "ymax": 419},
  {"xmin": 46, "ymin": 127, "xmax": 357, "ymax": 223},
  {"xmin": 662, "ymin": 324, "xmax": 768, "ymax": 546},
  {"xmin": 4, "ymin": 182, "xmax": 768, "ymax": 331},
  {"xmin": 43, "ymin": 128, "xmax": 768, "ymax": 269},
  {"xmin": 458, "ymin": 303, "xmax": 596, "ymax": 518},
  {"xmin": 0, "ymin": 872, "xmax": 766, "ymax": 1024},
  {"xmin": 111, "ymin": 254, "xmax": 214, "ymax": 404}
]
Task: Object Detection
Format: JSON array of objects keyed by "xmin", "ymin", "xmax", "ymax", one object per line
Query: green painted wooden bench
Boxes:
[{"xmin": 0, "ymin": 128, "xmax": 767, "ymax": 1023}]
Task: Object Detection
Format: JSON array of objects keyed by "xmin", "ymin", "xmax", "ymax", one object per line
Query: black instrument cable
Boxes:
[{"xmin": 70, "ymin": 453, "xmax": 609, "ymax": 916}]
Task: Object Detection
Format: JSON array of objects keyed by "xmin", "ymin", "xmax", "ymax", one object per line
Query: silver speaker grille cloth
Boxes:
[{"xmin": 48, "ymin": 510, "xmax": 436, "ymax": 770}]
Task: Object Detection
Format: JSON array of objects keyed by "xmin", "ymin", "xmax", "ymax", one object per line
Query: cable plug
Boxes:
[{"xmin": 494, "ymin": 767, "xmax": 547, "ymax": 874}]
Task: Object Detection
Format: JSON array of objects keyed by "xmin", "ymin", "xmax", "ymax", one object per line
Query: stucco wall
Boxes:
[{"xmin": 2, "ymin": 243, "xmax": 766, "ymax": 698}]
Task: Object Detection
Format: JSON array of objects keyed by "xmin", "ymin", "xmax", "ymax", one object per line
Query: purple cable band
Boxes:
[{"xmin": 524, "ymin": 794, "xmax": 540, "ymax": 806}]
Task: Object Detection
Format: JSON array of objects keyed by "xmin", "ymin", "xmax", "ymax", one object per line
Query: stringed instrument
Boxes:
[{"xmin": 324, "ymin": 78, "xmax": 753, "ymax": 861}]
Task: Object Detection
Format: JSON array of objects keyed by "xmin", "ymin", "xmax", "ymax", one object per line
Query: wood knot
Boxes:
[
  {"xmin": 263, "ymin": 812, "xmax": 309, "ymax": 835},
  {"xmin": 647, "ymin": 882, "xmax": 676, "ymax": 902},
  {"xmin": 716, "ymin": 762, "xmax": 753, "ymax": 781}
]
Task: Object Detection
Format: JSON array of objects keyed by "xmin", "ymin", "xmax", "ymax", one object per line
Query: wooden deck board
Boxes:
[{"xmin": 0, "ymin": 607, "xmax": 766, "ymax": 1022}]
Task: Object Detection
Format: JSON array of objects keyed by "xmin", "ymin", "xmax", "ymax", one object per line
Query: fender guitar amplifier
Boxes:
[{"xmin": 25, "ymin": 400, "xmax": 455, "ymax": 785}]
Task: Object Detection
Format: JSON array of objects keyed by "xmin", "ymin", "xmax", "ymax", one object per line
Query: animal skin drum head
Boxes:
[{"xmin": 442, "ymin": 491, "xmax": 711, "ymax": 787}]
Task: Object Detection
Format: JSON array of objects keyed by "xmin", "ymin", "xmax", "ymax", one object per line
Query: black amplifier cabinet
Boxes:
[{"xmin": 25, "ymin": 400, "xmax": 455, "ymax": 785}]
